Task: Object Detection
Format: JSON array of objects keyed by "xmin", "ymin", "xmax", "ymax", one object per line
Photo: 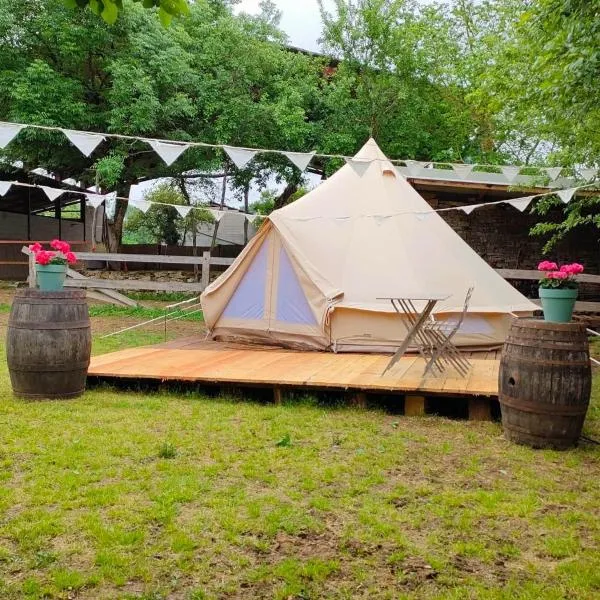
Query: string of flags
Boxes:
[
  {"xmin": 1, "ymin": 178, "xmax": 596, "ymax": 224},
  {"xmin": 1, "ymin": 121, "xmax": 598, "ymax": 184}
]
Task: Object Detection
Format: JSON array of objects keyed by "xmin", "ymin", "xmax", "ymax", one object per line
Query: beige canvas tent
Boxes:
[{"xmin": 201, "ymin": 139, "xmax": 537, "ymax": 352}]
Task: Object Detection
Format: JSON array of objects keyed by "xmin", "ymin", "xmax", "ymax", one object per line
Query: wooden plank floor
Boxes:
[{"xmin": 88, "ymin": 337, "xmax": 500, "ymax": 398}]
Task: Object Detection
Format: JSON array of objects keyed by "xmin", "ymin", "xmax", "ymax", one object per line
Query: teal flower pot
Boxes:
[
  {"xmin": 36, "ymin": 264, "xmax": 67, "ymax": 291},
  {"xmin": 539, "ymin": 287, "xmax": 578, "ymax": 323}
]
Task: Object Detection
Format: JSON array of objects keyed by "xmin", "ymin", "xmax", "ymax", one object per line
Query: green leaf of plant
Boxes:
[
  {"xmin": 101, "ymin": 0, "xmax": 119, "ymax": 24},
  {"xmin": 276, "ymin": 433, "xmax": 291, "ymax": 448},
  {"xmin": 89, "ymin": 0, "xmax": 101, "ymax": 16},
  {"xmin": 158, "ymin": 7, "xmax": 172, "ymax": 27}
]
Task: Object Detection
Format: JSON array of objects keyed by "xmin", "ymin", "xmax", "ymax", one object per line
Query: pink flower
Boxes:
[
  {"xmin": 50, "ymin": 239, "xmax": 71, "ymax": 254},
  {"xmin": 65, "ymin": 251, "xmax": 77, "ymax": 265},
  {"xmin": 569, "ymin": 263, "xmax": 584, "ymax": 274},
  {"xmin": 50, "ymin": 239, "xmax": 62, "ymax": 251},
  {"xmin": 538, "ymin": 260, "xmax": 558, "ymax": 271},
  {"xmin": 29, "ymin": 242, "xmax": 42, "ymax": 253},
  {"xmin": 548, "ymin": 270, "xmax": 568, "ymax": 280},
  {"xmin": 35, "ymin": 250, "xmax": 54, "ymax": 266}
]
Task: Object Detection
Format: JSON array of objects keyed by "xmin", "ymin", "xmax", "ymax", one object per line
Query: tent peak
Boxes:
[{"xmin": 353, "ymin": 138, "xmax": 389, "ymax": 162}]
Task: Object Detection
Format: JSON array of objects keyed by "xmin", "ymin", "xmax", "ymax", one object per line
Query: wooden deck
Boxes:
[{"xmin": 88, "ymin": 338, "xmax": 500, "ymax": 420}]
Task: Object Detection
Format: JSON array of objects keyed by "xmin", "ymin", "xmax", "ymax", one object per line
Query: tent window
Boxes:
[
  {"xmin": 222, "ymin": 240, "xmax": 269, "ymax": 320},
  {"xmin": 276, "ymin": 246, "xmax": 317, "ymax": 325}
]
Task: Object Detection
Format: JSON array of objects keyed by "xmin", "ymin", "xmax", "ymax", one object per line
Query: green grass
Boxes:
[
  {"xmin": 0, "ymin": 332, "xmax": 598, "ymax": 599},
  {"xmin": 127, "ymin": 291, "xmax": 198, "ymax": 303},
  {"xmin": 87, "ymin": 304, "xmax": 203, "ymax": 322}
]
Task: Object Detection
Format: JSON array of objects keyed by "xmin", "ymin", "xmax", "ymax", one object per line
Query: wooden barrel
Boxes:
[
  {"xmin": 6, "ymin": 290, "xmax": 91, "ymax": 399},
  {"xmin": 499, "ymin": 319, "xmax": 591, "ymax": 449}
]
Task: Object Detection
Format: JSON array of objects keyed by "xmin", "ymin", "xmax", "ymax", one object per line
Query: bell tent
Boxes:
[{"xmin": 201, "ymin": 139, "xmax": 536, "ymax": 352}]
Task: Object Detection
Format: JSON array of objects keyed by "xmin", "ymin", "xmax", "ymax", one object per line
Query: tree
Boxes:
[
  {"xmin": 64, "ymin": 0, "xmax": 190, "ymax": 26},
  {"xmin": 0, "ymin": 0, "xmax": 322, "ymax": 250}
]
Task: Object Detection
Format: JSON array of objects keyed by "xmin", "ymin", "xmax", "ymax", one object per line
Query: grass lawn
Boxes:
[{"xmin": 0, "ymin": 320, "xmax": 598, "ymax": 599}]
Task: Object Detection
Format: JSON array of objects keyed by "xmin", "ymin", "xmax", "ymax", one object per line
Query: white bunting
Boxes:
[
  {"xmin": 580, "ymin": 167, "xmax": 597, "ymax": 182},
  {"xmin": 556, "ymin": 188, "xmax": 576, "ymax": 204},
  {"xmin": 452, "ymin": 163, "xmax": 474, "ymax": 179},
  {"xmin": 146, "ymin": 140, "xmax": 190, "ymax": 166},
  {"xmin": 460, "ymin": 204, "xmax": 481, "ymax": 215},
  {"xmin": 210, "ymin": 209, "xmax": 226, "ymax": 222},
  {"xmin": 223, "ymin": 146, "xmax": 257, "ymax": 169},
  {"xmin": 283, "ymin": 150, "xmax": 316, "ymax": 172},
  {"xmin": 0, "ymin": 123, "xmax": 24, "ymax": 149},
  {"xmin": 0, "ymin": 181, "xmax": 12, "ymax": 196},
  {"xmin": 545, "ymin": 167, "xmax": 562, "ymax": 181},
  {"xmin": 40, "ymin": 186, "xmax": 65, "ymax": 202},
  {"xmin": 506, "ymin": 196, "xmax": 534, "ymax": 212},
  {"xmin": 345, "ymin": 157, "xmax": 371, "ymax": 178},
  {"xmin": 85, "ymin": 193, "xmax": 106, "ymax": 209},
  {"xmin": 246, "ymin": 214, "xmax": 263, "ymax": 224},
  {"xmin": 415, "ymin": 212, "xmax": 432, "ymax": 221},
  {"xmin": 129, "ymin": 198, "xmax": 151, "ymax": 213},
  {"xmin": 104, "ymin": 192, "xmax": 118, "ymax": 220},
  {"xmin": 62, "ymin": 129, "xmax": 105, "ymax": 157},
  {"xmin": 174, "ymin": 204, "xmax": 193, "ymax": 218},
  {"xmin": 501, "ymin": 166, "xmax": 521, "ymax": 182}
]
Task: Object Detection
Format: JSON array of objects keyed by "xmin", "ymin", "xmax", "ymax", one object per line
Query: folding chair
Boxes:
[{"xmin": 420, "ymin": 287, "xmax": 474, "ymax": 377}]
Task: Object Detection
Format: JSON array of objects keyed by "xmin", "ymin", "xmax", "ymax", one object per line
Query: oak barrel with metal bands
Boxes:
[
  {"xmin": 6, "ymin": 289, "xmax": 92, "ymax": 399},
  {"xmin": 499, "ymin": 319, "xmax": 591, "ymax": 449}
]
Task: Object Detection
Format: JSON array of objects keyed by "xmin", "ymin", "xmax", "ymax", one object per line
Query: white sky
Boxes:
[{"xmin": 235, "ymin": 0, "xmax": 328, "ymax": 51}]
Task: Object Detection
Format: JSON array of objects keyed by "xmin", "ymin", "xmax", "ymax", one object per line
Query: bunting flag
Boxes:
[
  {"xmin": 223, "ymin": 146, "xmax": 257, "ymax": 169},
  {"xmin": 283, "ymin": 150, "xmax": 316, "ymax": 172},
  {"xmin": 146, "ymin": 140, "xmax": 190, "ymax": 166},
  {"xmin": 40, "ymin": 186, "xmax": 65, "ymax": 202},
  {"xmin": 452, "ymin": 164, "xmax": 474, "ymax": 179},
  {"xmin": 506, "ymin": 196, "xmax": 534, "ymax": 212},
  {"xmin": 460, "ymin": 204, "xmax": 481, "ymax": 215},
  {"xmin": 501, "ymin": 166, "xmax": 521, "ymax": 182},
  {"xmin": 62, "ymin": 129, "xmax": 105, "ymax": 157},
  {"xmin": 556, "ymin": 188, "xmax": 576, "ymax": 204},
  {"xmin": 104, "ymin": 193, "xmax": 117, "ymax": 220},
  {"xmin": 85, "ymin": 193, "xmax": 107, "ymax": 209},
  {"xmin": 129, "ymin": 198, "xmax": 151, "ymax": 213},
  {"xmin": 344, "ymin": 157, "xmax": 371, "ymax": 178},
  {"xmin": 0, "ymin": 181, "xmax": 11, "ymax": 196},
  {"xmin": 580, "ymin": 167, "xmax": 598, "ymax": 182},
  {"xmin": 210, "ymin": 209, "xmax": 226, "ymax": 222},
  {"xmin": 545, "ymin": 167, "xmax": 562, "ymax": 181},
  {"xmin": 0, "ymin": 123, "xmax": 24, "ymax": 149},
  {"xmin": 246, "ymin": 214, "xmax": 263, "ymax": 224},
  {"xmin": 174, "ymin": 204, "xmax": 193, "ymax": 218}
]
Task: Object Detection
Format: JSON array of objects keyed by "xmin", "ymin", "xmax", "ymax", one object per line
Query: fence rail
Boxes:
[{"xmin": 495, "ymin": 269, "xmax": 600, "ymax": 285}]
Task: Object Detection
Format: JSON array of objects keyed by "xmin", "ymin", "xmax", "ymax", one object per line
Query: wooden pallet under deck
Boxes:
[{"xmin": 88, "ymin": 338, "xmax": 500, "ymax": 420}]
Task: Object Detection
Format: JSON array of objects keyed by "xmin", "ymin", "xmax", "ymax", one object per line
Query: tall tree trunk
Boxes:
[
  {"xmin": 243, "ymin": 182, "xmax": 250, "ymax": 245},
  {"xmin": 178, "ymin": 177, "xmax": 198, "ymax": 280},
  {"xmin": 220, "ymin": 166, "xmax": 228, "ymax": 209},
  {"xmin": 105, "ymin": 197, "xmax": 128, "ymax": 254},
  {"xmin": 274, "ymin": 182, "xmax": 298, "ymax": 210}
]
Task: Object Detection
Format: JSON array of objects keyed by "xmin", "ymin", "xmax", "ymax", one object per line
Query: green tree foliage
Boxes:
[
  {"xmin": 123, "ymin": 182, "xmax": 214, "ymax": 245},
  {"xmin": 64, "ymin": 0, "xmax": 190, "ymax": 26}
]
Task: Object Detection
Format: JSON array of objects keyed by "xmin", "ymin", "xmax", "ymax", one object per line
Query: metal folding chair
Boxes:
[{"xmin": 420, "ymin": 287, "xmax": 474, "ymax": 377}]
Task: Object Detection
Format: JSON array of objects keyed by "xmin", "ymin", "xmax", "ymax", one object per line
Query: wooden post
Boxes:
[
  {"xmin": 468, "ymin": 397, "xmax": 492, "ymax": 421},
  {"xmin": 28, "ymin": 250, "xmax": 36, "ymax": 288},
  {"xmin": 405, "ymin": 395, "xmax": 426, "ymax": 416},
  {"xmin": 201, "ymin": 251, "xmax": 211, "ymax": 290},
  {"xmin": 81, "ymin": 197, "xmax": 86, "ymax": 242},
  {"xmin": 273, "ymin": 387, "xmax": 282, "ymax": 405},
  {"xmin": 349, "ymin": 392, "xmax": 367, "ymax": 408}
]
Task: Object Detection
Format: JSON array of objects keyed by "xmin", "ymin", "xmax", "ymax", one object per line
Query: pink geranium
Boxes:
[
  {"xmin": 29, "ymin": 240, "xmax": 78, "ymax": 267},
  {"xmin": 35, "ymin": 250, "xmax": 54, "ymax": 266},
  {"xmin": 538, "ymin": 260, "xmax": 558, "ymax": 271},
  {"xmin": 65, "ymin": 252, "xmax": 77, "ymax": 265},
  {"xmin": 538, "ymin": 259, "xmax": 584, "ymax": 290},
  {"xmin": 29, "ymin": 242, "xmax": 42, "ymax": 253}
]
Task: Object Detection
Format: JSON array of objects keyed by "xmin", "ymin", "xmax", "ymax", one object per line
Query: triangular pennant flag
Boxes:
[
  {"xmin": 344, "ymin": 157, "xmax": 371, "ymax": 177},
  {"xmin": 283, "ymin": 150, "xmax": 316, "ymax": 172},
  {"xmin": 545, "ymin": 167, "xmax": 562, "ymax": 180},
  {"xmin": 223, "ymin": 146, "xmax": 257, "ymax": 169},
  {"xmin": 85, "ymin": 193, "xmax": 106, "ymax": 209},
  {"xmin": 174, "ymin": 204, "xmax": 193, "ymax": 218},
  {"xmin": 460, "ymin": 204, "xmax": 481, "ymax": 215},
  {"xmin": 501, "ymin": 166, "xmax": 521, "ymax": 182},
  {"xmin": 40, "ymin": 186, "xmax": 65, "ymax": 202},
  {"xmin": 506, "ymin": 196, "xmax": 534, "ymax": 212},
  {"xmin": 0, "ymin": 123, "xmax": 24, "ymax": 149},
  {"xmin": 556, "ymin": 187, "xmax": 576, "ymax": 204},
  {"xmin": 246, "ymin": 214, "xmax": 262, "ymax": 224},
  {"xmin": 62, "ymin": 129, "xmax": 105, "ymax": 157},
  {"xmin": 0, "ymin": 181, "xmax": 12, "ymax": 196},
  {"xmin": 210, "ymin": 209, "xmax": 226, "ymax": 222},
  {"xmin": 129, "ymin": 198, "xmax": 151, "ymax": 213},
  {"xmin": 451, "ymin": 163, "xmax": 474, "ymax": 179},
  {"xmin": 580, "ymin": 167, "xmax": 597, "ymax": 182},
  {"xmin": 146, "ymin": 140, "xmax": 190, "ymax": 166}
]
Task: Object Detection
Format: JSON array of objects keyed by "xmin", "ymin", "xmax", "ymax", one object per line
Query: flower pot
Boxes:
[
  {"xmin": 538, "ymin": 287, "xmax": 578, "ymax": 323},
  {"xmin": 36, "ymin": 263, "xmax": 67, "ymax": 291}
]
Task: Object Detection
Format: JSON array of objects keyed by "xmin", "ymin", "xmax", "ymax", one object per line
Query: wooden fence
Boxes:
[{"xmin": 23, "ymin": 247, "xmax": 600, "ymax": 312}]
